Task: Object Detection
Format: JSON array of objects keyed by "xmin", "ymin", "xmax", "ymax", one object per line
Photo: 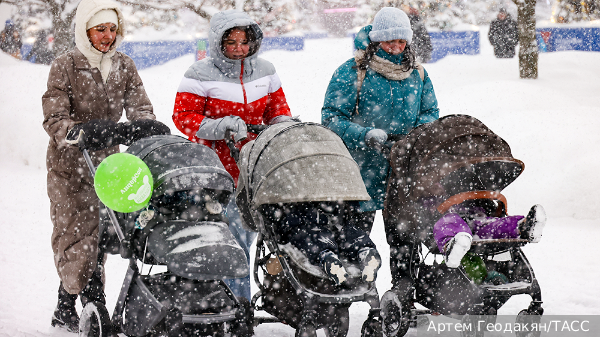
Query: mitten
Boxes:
[
  {"xmin": 364, "ymin": 128, "xmax": 388, "ymax": 149},
  {"xmin": 65, "ymin": 119, "xmax": 119, "ymax": 150},
  {"xmin": 196, "ymin": 116, "xmax": 247, "ymax": 142},
  {"xmin": 118, "ymin": 119, "xmax": 171, "ymax": 145}
]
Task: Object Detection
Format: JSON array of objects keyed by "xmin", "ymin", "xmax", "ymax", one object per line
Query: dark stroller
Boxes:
[
  {"xmin": 79, "ymin": 134, "xmax": 253, "ymax": 337},
  {"xmin": 234, "ymin": 122, "xmax": 383, "ymax": 337},
  {"xmin": 380, "ymin": 115, "xmax": 544, "ymax": 337}
]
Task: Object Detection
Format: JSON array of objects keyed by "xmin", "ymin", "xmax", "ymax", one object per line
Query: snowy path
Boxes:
[{"xmin": 1, "ymin": 32, "xmax": 600, "ymax": 336}]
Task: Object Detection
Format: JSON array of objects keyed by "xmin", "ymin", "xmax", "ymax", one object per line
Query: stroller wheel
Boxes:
[
  {"xmin": 360, "ymin": 310, "xmax": 383, "ymax": 337},
  {"xmin": 460, "ymin": 315, "xmax": 485, "ymax": 337},
  {"xmin": 230, "ymin": 297, "xmax": 254, "ymax": 337},
  {"xmin": 515, "ymin": 310, "xmax": 542, "ymax": 337},
  {"xmin": 79, "ymin": 301, "xmax": 111, "ymax": 337},
  {"xmin": 323, "ymin": 306, "xmax": 349, "ymax": 337},
  {"xmin": 380, "ymin": 290, "xmax": 410, "ymax": 337}
]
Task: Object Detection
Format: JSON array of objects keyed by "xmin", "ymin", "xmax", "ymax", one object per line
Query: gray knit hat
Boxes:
[{"xmin": 369, "ymin": 7, "xmax": 413, "ymax": 44}]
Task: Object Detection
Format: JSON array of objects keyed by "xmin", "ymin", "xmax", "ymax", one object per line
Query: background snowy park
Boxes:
[{"xmin": 1, "ymin": 26, "xmax": 600, "ymax": 336}]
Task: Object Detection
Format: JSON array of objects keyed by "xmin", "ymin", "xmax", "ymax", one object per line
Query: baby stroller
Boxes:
[
  {"xmin": 380, "ymin": 115, "xmax": 544, "ymax": 337},
  {"xmin": 79, "ymin": 133, "xmax": 253, "ymax": 337},
  {"xmin": 234, "ymin": 122, "xmax": 383, "ymax": 337}
]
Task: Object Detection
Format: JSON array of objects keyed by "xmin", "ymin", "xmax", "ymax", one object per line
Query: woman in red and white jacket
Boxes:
[
  {"xmin": 173, "ymin": 9, "xmax": 292, "ymax": 182},
  {"xmin": 172, "ymin": 9, "xmax": 292, "ymax": 300}
]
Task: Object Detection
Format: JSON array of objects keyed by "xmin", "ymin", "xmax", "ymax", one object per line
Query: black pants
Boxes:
[
  {"xmin": 343, "ymin": 204, "xmax": 376, "ymax": 235},
  {"xmin": 285, "ymin": 223, "xmax": 376, "ymax": 266},
  {"xmin": 272, "ymin": 203, "xmax": 376, "ymax": 266}
]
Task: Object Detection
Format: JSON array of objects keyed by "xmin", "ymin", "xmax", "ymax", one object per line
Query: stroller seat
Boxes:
[
  {"xmin": 470, "ymin": 238, "xmax": 528, "ymax": 255},
  {"xmin": 280, "ymin": 243, "xmax": 362, "ymax": 280}
]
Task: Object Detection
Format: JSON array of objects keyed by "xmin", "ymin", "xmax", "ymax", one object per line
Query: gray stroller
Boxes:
[
  {"xmin": 234, "ymin": 122, "xmax": 383, "ymax": 337},
  {"xmin": 79, "ymin": 134, "xmax": 253, "ymax": 337}
]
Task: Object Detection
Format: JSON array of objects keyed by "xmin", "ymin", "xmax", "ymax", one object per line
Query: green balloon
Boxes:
[{"xmin": 94, "ymin": 153, "xmax": 153, "ymax": 213}]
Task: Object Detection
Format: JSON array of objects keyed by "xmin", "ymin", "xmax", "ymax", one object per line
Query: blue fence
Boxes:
[
  {"xmin": 20, "ymin": 36, "xmax": 304, "ymax": 69},
  {"xmin": 20, "ymin": 27, "xmax": 600, "ymax": 68},
  {"xmin": 195, "ymin": 36, "xmax": 304, "ymax": 60},
  {"xmin": 536, "ymin": 27, "xmax": 600, "ymax": 52},
  {"xmin": 117, "ymin": 40, "xmax": 196, "ymax": 69},
  {"xmin": 351, "ymin": 30, "xmax": 480, "ymax": 63},
  {"xmin": 429, "ymin": 31, "xmax": 480, "ymax": 62}
]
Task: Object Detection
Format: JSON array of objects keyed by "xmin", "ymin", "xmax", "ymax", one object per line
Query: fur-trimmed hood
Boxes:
[
  {"xmin": 74, "ymin": 0, "xmax": 125, "ymax": 81},
  {"xmin": 208, "ymin": 10, "xmax": 264, "ymax": 78}
]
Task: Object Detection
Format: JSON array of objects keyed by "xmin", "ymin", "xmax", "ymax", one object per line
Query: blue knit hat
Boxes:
[{"xmin": 369, "ymin": 7, "xmax": 413, "ymax": 44}]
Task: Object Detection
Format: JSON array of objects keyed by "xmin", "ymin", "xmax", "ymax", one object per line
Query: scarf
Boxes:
[{"xmin": 353, "ymin": 49, "xmax": 423, "ymax": 114}]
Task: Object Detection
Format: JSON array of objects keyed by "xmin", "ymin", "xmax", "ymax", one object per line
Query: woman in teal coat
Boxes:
[{"xmin": 321, "ymin": 7, "xmax": 439, "ymax": 232}]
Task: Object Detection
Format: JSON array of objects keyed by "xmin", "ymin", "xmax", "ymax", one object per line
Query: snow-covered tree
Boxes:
[
  {"xmin": 551, "ymin": 0, "xmax": 600, "ymax": 22},
  {"xmin": 3, "ymin": 0, "xmax": 79, "ymax": 57},
  {"xmin": 243, "ymin": 0, "xmax": 296, "ymax": 36},
  {"xmin": 514, "ymin": 0, "xmax": 539, "ymax": 78}
]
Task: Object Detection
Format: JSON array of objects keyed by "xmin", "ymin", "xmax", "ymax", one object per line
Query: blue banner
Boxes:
[
  {"xmin": 195, "ymin": 36, "xmax": 304, "ymax": 60},
  {"xmin": 429, "ymin": 31, "xmax": 480, "ymax": 63},
  {"xmin": 117, "ymin": 40, "xmax": 196, "ymax": 69},
  {"xmin": 536, "ymin": 27, "xmax": 600, "ymax": 52}
]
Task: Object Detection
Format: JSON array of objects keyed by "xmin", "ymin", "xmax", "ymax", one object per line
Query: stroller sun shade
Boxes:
[
  {"xmin": 126, "ymin": 135, "xmax": 234, "ymax": 198},
  {"xmin": 384, "ymin": 115, "xmax": 524, "ymax": 236},
  {"xmin": 387, "ymin": 114, "xmax": 523, "ymax": 202},
  {"xmin": 236, "ymin": 122, "xmax": 370, "ymax": 231},
  {"xmin": 118, "ymin": 135, "xmax": 248, "ymax": 279}
]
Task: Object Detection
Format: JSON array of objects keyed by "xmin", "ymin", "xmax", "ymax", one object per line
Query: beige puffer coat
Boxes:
[{"xmin": 42, "ymin": 0, "xmax": 155, "ymax": 295}]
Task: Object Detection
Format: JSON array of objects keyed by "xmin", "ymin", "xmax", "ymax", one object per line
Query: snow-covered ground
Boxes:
[{"xmin": 1, "ymin": 27, "xmax": 599, "ymax": 336}]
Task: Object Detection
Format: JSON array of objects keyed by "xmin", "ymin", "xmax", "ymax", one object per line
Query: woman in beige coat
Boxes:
[{"xmin": 42, "ymin": 0, "xmax": 159, "ymax": 332}]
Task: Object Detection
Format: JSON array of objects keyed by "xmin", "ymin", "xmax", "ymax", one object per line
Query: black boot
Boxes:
[
  {"xmin": 80, "ymin": 269, "xmax": 106, "ymax": 307},
  {"xmin": 51, "ymin": 283, "xmax": 79, "ymax": 333}
]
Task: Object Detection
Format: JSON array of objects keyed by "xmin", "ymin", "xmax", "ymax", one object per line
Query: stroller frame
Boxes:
[
  {"xmin": 380, "ymin": 115, "xmax": 545, "ymax": 337},
  {"xmin": 384, "ymin": 234, "xmax": 544, "ymax": 337},
  {"xmin": 79, "ymin": 146, "xmax": 252, "ymax": 337},
  {"xmin": 250, "ymin": 222, "xmax": 382, "ymax": 337}
]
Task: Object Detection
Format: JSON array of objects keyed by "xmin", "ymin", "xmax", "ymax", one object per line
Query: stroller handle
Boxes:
[
  {"xmin": 370, "ymin": 133, "xmax": 405, "ymax": 160},
  {"xmin": 75, "ymin": 119, "xmax": 170, "ymax": 152},
  {"xmin": 82, "ymin": 149, "xmax": 131, "ymax": 259},
  {"xmin": 225, "ymin": 124, "xmax": 269, "ymax": 163}
]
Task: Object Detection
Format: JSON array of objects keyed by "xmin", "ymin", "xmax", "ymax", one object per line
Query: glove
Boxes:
[
  {"xmin": 65, "ymin": 119, "xmax": 119, "ymax": 151},
  {"xmin": 364, "ymin": 128, "xmax": 388, "ymax": 149},
  {"xmin": 196, "ymin": 116, "xmax": 248, "ymax": 142},
  {"xmin": 117, "ymin": 119, "xmax": 171, "ymax": 146}
]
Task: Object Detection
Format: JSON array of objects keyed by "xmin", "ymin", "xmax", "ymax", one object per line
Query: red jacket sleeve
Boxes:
[
  {"xmin": 173, "ymin": 91, "xmax": 207, "ymax": 139},
  {"xmin": 263, "ymin": 87, "xmax": 291, "ymax": 124}
]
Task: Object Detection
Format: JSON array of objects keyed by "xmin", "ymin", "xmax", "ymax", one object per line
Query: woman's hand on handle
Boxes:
[
  {"xmin": 365, "ymin": 128, "xmax": 388, "ymax": 149},
  {"xmin": 65, "ymin": 119, "xmax": 120, "ymax": 151},
  {"xmin": 196, "ymin": 116, "xmax": 248, "ymax": 142},
  {"xmin": 66, "ymin": 119, "xmax": 170, "ymax": 151}
]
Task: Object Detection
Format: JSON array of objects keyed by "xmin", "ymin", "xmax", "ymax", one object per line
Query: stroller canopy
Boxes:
[
  {"xmin": 236, "ymin": 122, "xmax": 370, "ymax": 230},
  {"xmin": 121, "ymin": 135, "xmax": 247, "ymax": 279},
  {"xmin": 384, "ymin": 115, "xmax": 524, "ymax": 235},
  {"xmin": 126, "ymin": 135, "xmax": 234, "ymax": 198}
]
